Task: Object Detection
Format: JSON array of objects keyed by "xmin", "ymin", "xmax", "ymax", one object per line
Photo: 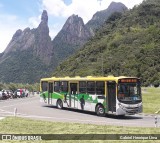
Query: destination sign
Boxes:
[{"xmin": 119, "ymin": 79, "xmax": 138, "ymax": 83}]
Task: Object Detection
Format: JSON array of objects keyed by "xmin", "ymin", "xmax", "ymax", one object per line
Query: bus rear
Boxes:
[{"xmin": 116, "ymin": 78, "xmax": 142, "ymax": 115}]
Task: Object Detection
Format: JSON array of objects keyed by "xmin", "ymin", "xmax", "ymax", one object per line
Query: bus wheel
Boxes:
[
  {"xmin": 96, "ymin": 105, "xmax": 105, "ymax": 117},
  {"xmin": 57, "ymin": 99, "xmax": 63, "ymax": 109}
]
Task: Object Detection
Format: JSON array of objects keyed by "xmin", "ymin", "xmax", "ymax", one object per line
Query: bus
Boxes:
[{"xmin": 40, "ymin": 76, "xmax": 142, "ymax": 116}]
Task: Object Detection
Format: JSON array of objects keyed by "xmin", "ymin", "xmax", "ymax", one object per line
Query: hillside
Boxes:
[{"xmin": 53, "ymin": 0, "xmax": 160, "ymax": 86}]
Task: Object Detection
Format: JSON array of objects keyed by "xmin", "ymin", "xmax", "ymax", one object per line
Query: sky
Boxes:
[{"xmin": 0, "ymin": 0, "xmax": 144, "ymax": 53}]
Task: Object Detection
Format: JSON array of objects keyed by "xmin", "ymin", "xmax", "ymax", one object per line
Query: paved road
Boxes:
[{"xmin": 0, "ymin": 95, "xmax": 159, "ymax": 127}]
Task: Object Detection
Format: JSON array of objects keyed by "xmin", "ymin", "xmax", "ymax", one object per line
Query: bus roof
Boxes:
[{"xmin": 40, "ymin": 76, "xmax": 139, "ymax": 82}]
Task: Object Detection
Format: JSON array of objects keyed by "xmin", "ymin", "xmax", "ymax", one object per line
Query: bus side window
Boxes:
[
  {"xmin": 96, "ymin": 81, "xmax": 105, "ymax": 95},
  {"xmin": 49, "ymin": 83, "xmax": 53, "ymax": 93},
  {"xmin": 54, "ymin": 81, "xmax": 60, "ymax": 92},
  {"xmin": 61, "ymin": 81, "xmax": 68, "ymax": 92},
  {"xmin": 41, "ymin": 81, "xmax": 48, "ymax": 91},
  {"xmin": 87, "ymin": 81, "xmax": 95, "ymax": 94},
  {"xmin": 79, "ymin": 81, "xmax": 86, "ymax": 93}
]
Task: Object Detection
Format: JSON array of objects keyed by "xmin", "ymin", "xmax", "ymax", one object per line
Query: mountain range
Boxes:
[
  {"xmin": 0, "ymin": 2, "xmax": 127, "ymax": 83},
  {"xmin": 53, "ymin": 0, "xmax": 160, "ymax": 86}
]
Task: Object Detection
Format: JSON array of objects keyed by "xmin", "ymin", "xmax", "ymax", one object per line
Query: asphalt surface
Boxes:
[{"xmin": 0, "ymin": 95, "xmax": 159, "ymax": 127}]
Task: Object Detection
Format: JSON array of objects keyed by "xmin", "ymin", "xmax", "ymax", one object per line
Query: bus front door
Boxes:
[
  {"xmin": 107, "ymin": 81, "xmax": 116, "ymax": 113},
  {"xmin": 69, "ymin": 83, "xmax": 78, "ymax": 108},
  {"xmin": 48, "ymin": 82, "xmax": 53, "ymax": 104}
]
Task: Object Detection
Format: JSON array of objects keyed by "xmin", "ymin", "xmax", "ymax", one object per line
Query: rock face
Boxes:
[
  {"xmin": 86, "ymin": 2, "xmax": 128, "ymax": 34},
  {"xmin": 53, "ymin": 14, "xmax": 92, "ymax": 61},
  {"xmin": 2, "ymin": 10, "xmax": 53, "ymax": 65},
  {"xmin": 34, "ymin": 10, "xmax": 53, "ymax": 64},
  {"xmin": 0, "ymin": 10, "xmax": 54, "ymax": 83},
  {"xmin": 2, "ymin": 28, "xmax": 34, "ymax": 56},
  {"xmin": 61, "ymin": 14, "xmax": 91, "ymax": 44}
]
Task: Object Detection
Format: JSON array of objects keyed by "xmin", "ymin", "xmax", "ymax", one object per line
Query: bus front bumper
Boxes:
[{"xmin": 116, "ymin": 102, "xmax": 142, "ymax": 115}]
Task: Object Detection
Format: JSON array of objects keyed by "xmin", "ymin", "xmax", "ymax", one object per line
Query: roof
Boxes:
[{"xmin": 40, "ymin": 76, "xmax": 138, "ymax": 82}]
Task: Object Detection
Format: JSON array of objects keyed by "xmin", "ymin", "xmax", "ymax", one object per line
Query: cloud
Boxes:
[
  {"xmin": 0, "ymin": 14, "xmax": 27, "ymax": 53},
  {"xmin": 49, "ymin": 23, "xmax": 64, "ymax": 38},
  {"xmin": 42, "ymin": 0, "xmax": 143, "ymax": 24},
  {"xmin": 0, "ymin": 14, "xmax": 18, "ymax": 21},
  {"xmin": 41, "ymin": 0, "xmax": 143, "ymax": 40},
  {"xmin": 42, "ymin": 0, "xmax": 67, "ymax": 17},
  {"xmin": 42, "ymin": 0, "xmax": 102, "ymax": 23},
  {"xmin": 28, "ymin": 15, "xmax": 41, "ymax": 28}
]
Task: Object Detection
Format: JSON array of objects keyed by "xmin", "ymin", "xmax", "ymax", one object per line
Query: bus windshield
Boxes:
[{"xmin": 117, "ymin": 83, "xmax": 141, "ymax": 104}]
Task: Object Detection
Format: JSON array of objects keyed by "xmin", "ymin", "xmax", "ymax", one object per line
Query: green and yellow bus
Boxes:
[{"xmin": 40, "ymin": 76, "xmax": 142, "ymax": 116}]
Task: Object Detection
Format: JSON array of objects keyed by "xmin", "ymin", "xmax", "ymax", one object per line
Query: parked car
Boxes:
[
  {"xmin": 14, "ymin": 89, "xmax": 29, "ymax": 98},
  {"xmin": 14, "ymin": 89, "xmax": 25, "ymax": 98},
  {"xmin": 0, "ymin": 90, "xmax": 11, "ymax": 100}
]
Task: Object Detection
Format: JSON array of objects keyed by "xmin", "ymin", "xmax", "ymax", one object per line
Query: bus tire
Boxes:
[
  {"xmin": 56, "ymin": 99, "xmax": 63, "ymax": 109},
  {"xmin": 96, "ymin": 104, "xmax": 105, "ymax": 117}
]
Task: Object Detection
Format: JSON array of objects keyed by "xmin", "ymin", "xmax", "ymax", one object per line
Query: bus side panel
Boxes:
[
  {"xmin": 40, "ymin": 91, "xmax": 48, "ymax": 103},
  {"xmin": 77, "ymin": 94, "xmax": 105, "ymax": 112}
]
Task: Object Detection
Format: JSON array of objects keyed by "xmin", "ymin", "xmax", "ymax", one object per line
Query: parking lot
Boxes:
[{"xmin": 0, "ymin": 89, "xmax": 33, "ymax": 100}]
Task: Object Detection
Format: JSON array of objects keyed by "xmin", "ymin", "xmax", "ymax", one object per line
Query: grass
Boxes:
[
  {"xmin": 0, "ymin": 87, "xmax": 159, "ymax": 143},
  {"xmin": 0, "ymin": 117, "xmax": 160, "ymax": 143},
  {"xmin": 142, "ymin": 87, "xmax": 160, "ymax": 114}
]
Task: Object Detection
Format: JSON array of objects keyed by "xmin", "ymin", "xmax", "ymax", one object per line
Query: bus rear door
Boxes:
[
  {"xmin": 107, "ymin": 81, "xmax": 116, "ymax": 113},
  {"xmin": 69, "ymin": 83, "xmax": 78, "ymax": 108},
  {"xmin": 48, "ymin": 82, "xmax": 53, "ymax": 104}
]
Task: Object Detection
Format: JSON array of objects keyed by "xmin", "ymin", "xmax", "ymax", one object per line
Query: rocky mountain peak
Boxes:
[
  {"xmin": 68, "ymin": 14, "xmax": 82, "ymax": 22},
  {"xmin": 86, "ymin": 2, "xmax": 128, "ymax": 34},
  {"xmin": 38, "ymin": 10, "xmax": 49, "ymax": 32},
  {"xmin": 62, "ymin": 14, "xmax": 84, "ymax": 31},
  {"xmin": 92, "ymin": 2, "xmax": 127, "ymax": 20},
  {"xmin": 52, "ymin": 14, "xmax": 92, "ymax": 62},
  {"xmin": 58, "ymin": 14, "xmax": 92, "ymax": 42},
  {"xmin": 34, "ymin": 10, "xmax": 53, "ymax": 64},
  {"xmin": 41, "ymin": 10, "xmax": 48, "ymax": 24},
  {"xmin": 2, "ymin": 10, "xmax": 53, "ymax": 65},
  {"xmin": 12, "ymin": 29, "xmax": 22, "ymax": 40},
  {"xmin": 107, "ymin": 2, "xmax": 128, "ymax": 11}
]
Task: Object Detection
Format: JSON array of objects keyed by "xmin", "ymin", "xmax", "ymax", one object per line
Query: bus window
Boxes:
[
  {"xmin": 54, "ymin": 81, "xmax": 60, "ymax": 92},
  {"xmin": 87, "ymin": 81, "xmax": 95, "ymax": 94},
  {"xmin": 49, "ymin": 83, "xmax": 53, "ymax": 93},
  {"xmin": 61, "ymin": 81, "xmax": 68, "ymax": 92},
  {"xmin": 96, "ymin": 81, "xmax": 105, "ymax": 95},
  {"xmin": 118, "ymin": 83, "xmax": 141, "ymax": 103},
  {"xmin": 41, "ymin": 81, "xmax": 48, "ymax": 91},
  {"xmin": 79, "ymin": 81, "xmax": 86, "ymax": 93}
]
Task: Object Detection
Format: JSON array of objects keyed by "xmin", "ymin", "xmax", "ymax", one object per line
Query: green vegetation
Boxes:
[
  {"xmin": 142, "ymin": 87, "xmax": 160, "ymax": 114},
  {"xmin": 0, "ymin": 49, "xmax": 52, "ymax": 84},
  {"xmin": 0, "ymin": 117, "xmax": 160, "ymax": 143},
  {"xmin": 0, "ymin": 82, "xmax": 39, "ymax": 92},
  {"xmin": 53, "ymin": 0, "xmax": 160, "ymax": 87}
]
